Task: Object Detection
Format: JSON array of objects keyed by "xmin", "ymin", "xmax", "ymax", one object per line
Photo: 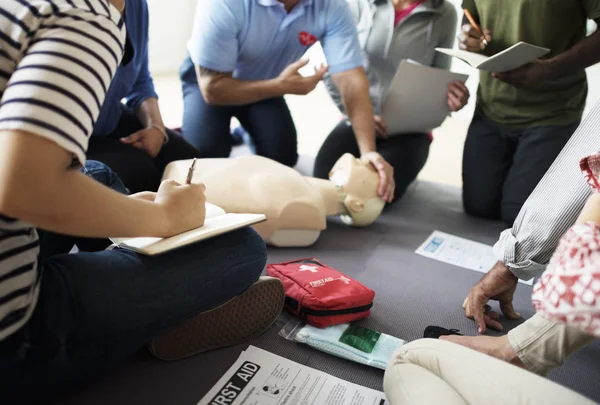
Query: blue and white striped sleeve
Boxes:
[{"xmin": 0, "ymin": 4, "xmax": 126, "ymax": 165}]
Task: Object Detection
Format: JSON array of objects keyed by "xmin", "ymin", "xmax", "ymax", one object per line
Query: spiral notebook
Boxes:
[{"xmin": 109, "ymin": 203, "xmax": 266, "ymax": 256}]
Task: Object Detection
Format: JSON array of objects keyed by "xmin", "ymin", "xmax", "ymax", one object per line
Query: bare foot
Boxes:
[{"xmin": 439, "ymin": 334, "xmax": 528, "ymax": 370}]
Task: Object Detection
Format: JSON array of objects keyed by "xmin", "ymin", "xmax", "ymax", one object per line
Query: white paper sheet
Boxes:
[
  {"xmin": 381, "ymin": 60, "xmax": 469, "ymax": 135},
  {"xmin": 197, "ymin": 346, "xmax": 389, "ymax": 405},
  {"xmin": 415, "ymin": 231, "xmax": 533, "ymax": 286}
]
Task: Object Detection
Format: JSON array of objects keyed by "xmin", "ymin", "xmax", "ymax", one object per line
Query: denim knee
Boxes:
[
  {"xmin": 81, "ymin": 160, "xmax": 129, "ymax": 194},
  {"xmin": 231, "ymin": 227, "xmax": 268, "ymax": 283}
]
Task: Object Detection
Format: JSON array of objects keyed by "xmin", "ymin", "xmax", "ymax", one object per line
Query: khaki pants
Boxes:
[
  {"xmin": 384, "ymin": 339, "xmax": 596, "ymax": 405},
  {"xmin": 508, "ymin": 313, "xmax": 596, "ymax": 376}
]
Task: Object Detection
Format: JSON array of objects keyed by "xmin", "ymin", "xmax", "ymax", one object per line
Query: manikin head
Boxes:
[{"xmin": 329, "ymin": 153, "xmax": 386, "ymax": 226}]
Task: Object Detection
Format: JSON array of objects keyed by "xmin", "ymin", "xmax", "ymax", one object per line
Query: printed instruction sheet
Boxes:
[
  {"xmin": 197, "ymin": 346, "xmax": 388, "ymax": 405},
  {"xmin": 415, "ymin": 231, "xmax": 533, "ymax": 286}
]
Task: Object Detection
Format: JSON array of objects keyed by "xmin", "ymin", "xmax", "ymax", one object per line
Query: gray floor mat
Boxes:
[{"xmin": 51, "ymin": 181, "xmax": 600, "ymax": 405}]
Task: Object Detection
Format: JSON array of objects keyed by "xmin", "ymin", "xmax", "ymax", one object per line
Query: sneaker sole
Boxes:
[{"xmin": 149, "ymin": 277, "xmax": 285, "ymax": 361}]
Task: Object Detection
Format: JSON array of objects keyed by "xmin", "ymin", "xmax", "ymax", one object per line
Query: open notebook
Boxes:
[
  {"xmin": 109, "ymin": 203, "xmax": 266, "ymax": 256},
  {"xmin": 435, "ymin": 42, "xmax": 550, "ymax": 73}
]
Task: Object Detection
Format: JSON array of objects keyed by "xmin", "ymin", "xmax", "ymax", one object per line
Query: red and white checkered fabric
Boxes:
[
  {"xmin": 580, "ymin": 151, "xmax": 600, "ymax": 193},
  {"xmin": 532, "ymin": 223, "xmax": 600, "ymax": 337}
]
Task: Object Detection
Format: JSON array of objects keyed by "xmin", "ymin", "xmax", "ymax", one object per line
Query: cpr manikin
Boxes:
[{"xmin": 162, "ymin": 154, "xmax": 385, "ymax": 247}]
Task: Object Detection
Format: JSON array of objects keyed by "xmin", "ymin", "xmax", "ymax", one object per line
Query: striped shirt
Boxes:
[
  {"xmin": 493, "ymin": 100, "xmax": 600, "ymax": 280},
  {"xmin": 0, "ymin": 0, "xmax": 125, "ymax": 342}
]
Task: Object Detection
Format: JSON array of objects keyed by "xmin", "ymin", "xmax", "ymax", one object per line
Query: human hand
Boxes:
[
  {"xmin": 374, "ymin": 115, "xmax": 387, "ymax": 139},
  {"xmin": 447, "ymin": 80, "xmax": 470, "ymax": 112},
  {"xmin": 154, "ymin": 179, "xmax": 207, "ymax": 236},
  {"xmin": 129, "ymin": 191, "xmax": 157, "ymax": 202},
  {"xmin": 277, "ymin": 58, "xmax": 329, "ymax": 95},
  {"xmin": 439, "ymin": 334, "xmax": 526, "ymax": 370},
  {"xmin": 462, "ymin": 261, "xmax": 521, "ymax": 334},
  {"xmin": 457, "ymin": 24, "xmax": 491, "ymax": 52},
  {"xmin": 491, "ymin": 60, "xmax": 552, "ymax": 88},
  {"xmin": 360, "ymin": 151, "xmax": 395, "ymax": 203},
  {"xmin": 120, "ymin": 126, "xmax": 166, "ymax": 158}
]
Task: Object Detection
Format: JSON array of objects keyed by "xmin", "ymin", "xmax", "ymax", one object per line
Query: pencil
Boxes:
[
  {"xmin": 463, "ymin": 9, "xmax": 489, "ymax": 47},
  {"xmin": 186, "ymin": 158, "xmax": 197, "ymax": 185}
]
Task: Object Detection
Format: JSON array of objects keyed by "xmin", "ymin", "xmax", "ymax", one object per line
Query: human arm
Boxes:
[
  {"xmin": 120, "ymin": 97, "xmax": 167, "ymax": 158},
  {"xmin": 187, "ymin": 0, "xmax": 326, "ymax": 105},
  {"xmin": 320, "ymin": 0, "xmax": 394, "ymax": 202},
  {"xmin": 493, "ymin": 19, "xmax": 600, "ymax": 87},
  {"xmin": 0, "ymin": 131, "xmax": 205, "ymax": 238},
  {"xmin": 0, "ymin": 12, "xmax": 205, "ymax": 238},
  {"xmin": 195, "ymin": 61, "xmax": 328, "ymax": 106},
  {"xmin": 118, "ymin": 2, "xmax": 167, "ymax": 157},
  {"xmin": 460, "ymin": 102, "xmax": 600, "ymax": 333},
  {"xmin": 503, "ymin": 192, "xmax": 600, "ymax": 375},
  {"xmin": 331, "ymin": 68, "xmax": 394, "ymax": 202}
]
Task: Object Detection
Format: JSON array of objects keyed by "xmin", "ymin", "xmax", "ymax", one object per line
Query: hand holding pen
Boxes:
[{"xmin": 459, "ymin": 9, "xmax": 492, "ymax": 52}]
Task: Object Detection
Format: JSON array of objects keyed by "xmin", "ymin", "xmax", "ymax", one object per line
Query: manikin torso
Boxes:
[{"xmin": 162, "ymin": 154, "xmax": 385, "ymax": 247}]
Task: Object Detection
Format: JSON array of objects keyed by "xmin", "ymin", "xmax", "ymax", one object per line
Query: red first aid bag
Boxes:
[{"xmin": 266, "ymin": 258, "xmax": 375, "ymax": 328}]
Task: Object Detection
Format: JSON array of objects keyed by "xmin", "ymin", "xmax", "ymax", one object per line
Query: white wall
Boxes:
[{"xmin": 146, "ymin": 0, "xmax": 196, "ymax": 74}]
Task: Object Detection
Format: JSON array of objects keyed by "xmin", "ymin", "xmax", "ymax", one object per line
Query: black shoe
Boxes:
[{"xmin": 423, "ymin": 326, "xmax": 463, "ymax": 339}]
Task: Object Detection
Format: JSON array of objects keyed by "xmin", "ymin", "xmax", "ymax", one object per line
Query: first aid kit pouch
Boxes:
[
  {"xmin": 280, "ymin": 319, "xmax": 405, "ymax": 370},
  {"xmin": 266, "ymin": 258, "xmax": 375, "ymax": 328}
]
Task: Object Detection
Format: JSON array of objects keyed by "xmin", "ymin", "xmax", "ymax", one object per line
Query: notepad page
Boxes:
[
  {"xmin": 111, "ymin": 213, "xmax": 266, "ymax": 255},
  {"xmin": 434, "ymin": 48, "xmax": 489, "ymax": 68}
]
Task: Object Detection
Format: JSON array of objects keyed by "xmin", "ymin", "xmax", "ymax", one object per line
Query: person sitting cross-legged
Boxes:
[{"xmin": 0, "ymin": 1, "xmax": 283, "ymax": 403}]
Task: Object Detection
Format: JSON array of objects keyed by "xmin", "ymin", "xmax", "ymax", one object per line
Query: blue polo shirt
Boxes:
[
  {"xmin": 93, "ymin": 0, "xmax": 158, "ymax": 137},
  {"xmin": 187, "ymin": 0, "xmax": 364, "ymax": 81}
]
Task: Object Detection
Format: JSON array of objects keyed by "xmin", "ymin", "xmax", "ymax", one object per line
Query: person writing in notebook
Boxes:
[
  {"xmin": 459, "ymin": 0, "xmax": 600, "ymax": 225},
  {"xmin": 0, "ymin": 1, "xmax": 283, "ymax": 402},
  {"xmin": 313, "ymin": 0, "xmax": 470, "ymax": 202},
  {"xmin": 179, "ymin": 0, "xmax": 396, "ymax": 203}
]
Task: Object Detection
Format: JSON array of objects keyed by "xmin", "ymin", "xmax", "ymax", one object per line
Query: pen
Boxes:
[
  {"xmin": 186, "ymin": 158, "xmax": 197, "ymax": 185},
  {"xmin": 463, "ymin": 9, "xmax": 489, "ymax": 47}
]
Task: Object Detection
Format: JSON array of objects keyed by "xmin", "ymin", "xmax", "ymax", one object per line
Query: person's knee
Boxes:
[
  {"xmin": 194, "ymin": 138, "xmax": 232, "ymax": 158},
  {"xmin": 463, "ymin": 192, "xmax": 501, "ymax": 220},
  {"xmin": 228, "ymin": 227, "xmax": 268, "ymax": 283},
  {"xmin": 500, "ymin": 203, "xmax": 520, "ymax": 226},
  {"xmin": 180, "ymin": 118, "xmax": 231, "ymax": 158},
  {"xmin": 276, "ymin": 150, "xmax": 299, "ymax": 168},
  {"xmin": 260, "ymin": 146, "xmax": 298, "ymax": 167},
  {"xmin": 313, "ymin": 152, "xmax": 337, "ymax": 179},
  {"xmin": 82, "ymin": 160, "xmax": 129, "ymax": 194}
]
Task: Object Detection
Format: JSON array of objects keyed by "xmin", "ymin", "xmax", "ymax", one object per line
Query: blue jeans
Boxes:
[
  {"xmin": 0, "ymin": 162, "xmax": 267, "ymax": 403},
  {"xmin": 462, "ymin": 115, "xmax": 580, "ymax": 225},
  {"xmin": 179, "ymin": 56, "xmax": 299, "ymax": 167}
]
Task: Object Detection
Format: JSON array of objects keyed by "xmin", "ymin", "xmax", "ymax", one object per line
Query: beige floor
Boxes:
[{"xmin": 154, "ymin": 64, "xmax": 600, "ymax": 187}]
